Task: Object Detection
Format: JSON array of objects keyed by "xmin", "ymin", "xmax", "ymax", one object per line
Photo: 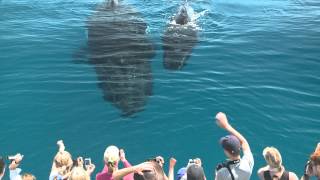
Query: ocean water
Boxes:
[{"xmin": 0, "ymin": 0, "xmax": 319, "ymax": 179}]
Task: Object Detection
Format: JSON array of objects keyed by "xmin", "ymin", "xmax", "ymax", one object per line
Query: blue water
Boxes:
[{"xmin": 0, "ymin": 0, "xmax": 319, "ymax": 179}]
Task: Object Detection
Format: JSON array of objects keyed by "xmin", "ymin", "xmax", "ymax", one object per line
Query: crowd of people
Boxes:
[{"xmin": 0, "ymin": 112, "xmax": 319, "ymax": 180}]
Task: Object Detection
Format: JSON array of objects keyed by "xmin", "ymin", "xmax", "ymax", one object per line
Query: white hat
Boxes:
[{"xmin": 104, "ymin": 145, "xmax": 120, "ymax": 163}]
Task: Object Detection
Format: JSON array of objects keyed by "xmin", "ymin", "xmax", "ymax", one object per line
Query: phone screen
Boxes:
[{"xmin": 84, "ymin": 158, "xmax": 91, "ymax": 166}]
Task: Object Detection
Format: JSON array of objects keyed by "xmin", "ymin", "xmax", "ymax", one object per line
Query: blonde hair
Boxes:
[
  {"xmin": 21, "ymin": 173, "xmax": 36, "ymax": 180},
  {"xmin": 104, "ymin": 145, "xmax": 120, "ymax": 164},
  {"xmin": 54, "ymin": 151, "xmax": 73, "ymax": 169},
  {"xmin": 263, "ymin": 147, "xmax": 283, "ymax": 169},
  {"xmin": 68, "ymin": 167, "xmax": 90, "ymax": 180}
]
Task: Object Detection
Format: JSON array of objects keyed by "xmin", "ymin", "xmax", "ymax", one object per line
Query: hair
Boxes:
[
  {"xmin": 104, "ymin": 145, "xmax": 119, "ymax": 173},
  {"xmin": 21, "ymin": 173, "xmax": 36, "ymax": 180},
  {"xmin": 54, "ymin": 151, "xmax": 73, "ymax": 170},
  {"xmin": 133, "ymin": 162, "xmax": 165, "ymax": 180},
  {"xmin": 263, "ymin": 147, "xmax": 283, "ymax": 170},
  {"xmin": 0, "ymin": 157, "xmax": 5, "ymax": 175},
  {"xmin": 310, "ymin": 147, "xmax": 320, "ymax": 166},
  {"xmin": 68, "ymin": 167, "xmax": 89, "ymax": 180}
]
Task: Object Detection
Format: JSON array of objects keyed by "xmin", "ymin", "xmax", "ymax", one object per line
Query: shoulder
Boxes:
[
  {"xmin": 288, "ymin": 172, "xmax": 299, "ymax": 180},
  {"xmin": 49, "ymin": 172, "xmax": 63, "ymax": 180},
  {"xmin": 10, "ymin": 168, "xmax": 22, "ymax": 179},
  {"xmin": 96, "ymin": 172, "xmax": 104, "ymax": 180},
  {"xmin": 216, "ymin": 167, "xmax": 229, "ymax": 180},
  {"xmin": 257, "ymin": 168, "xmax": 266, "ymax": 180}
]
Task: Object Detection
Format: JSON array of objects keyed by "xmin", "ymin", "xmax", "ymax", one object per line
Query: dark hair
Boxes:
[
  {"xmin": 133, "ymin": 162, "xmax": 165, "ymax": 180},
  {"xmin": 0, "ymin": 157, "xmax": 5, "ymax": 175}
]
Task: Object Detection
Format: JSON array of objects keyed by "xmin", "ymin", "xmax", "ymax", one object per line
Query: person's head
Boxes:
[
  {"xmin": 133, "ymin": 162, "xmax": 166, "ymax": 180},
  {"xmin": 263, "ymin": 147, "xmax": 283, "ymax": 171},
  {"xmin": 54, "ymin": 150, "xmax": 73, "ymax": 172},
  {"xmin": 308, "ymin": 146, "xmax": 320, "ymax": 177},
  {"xmin": 68, "ymin": 167, "xmax": 89, "ymax": 180},
  {"xmin": 186, "ymin": 164, "xmax": 205, "ymax": 180},
  {"xmin": 21, "ymin": 173, "xmax": 36, "ymax": 180},
  {"xmin": 220, "ymin": 135, "xmax": 241, "ymax": 159},
  {"xmin": 104, "ymin": 145, "xmax": 120, "ymax": 172},
  {"xmin": 177, "ymin": 159, "xmax": 205, "ymax": 180},
  {"xmin": 0, "ymin": 157, "xmax": 5, "ymax": 179}
]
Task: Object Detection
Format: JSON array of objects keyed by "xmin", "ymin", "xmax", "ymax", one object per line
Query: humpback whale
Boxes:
[
  {"xmin": 162, "ymin": 2, "xmax": 198, "ymax": 70},
  {"xmin": 86, "ymin": 0, "xmax": 155, "ymax": 116}
]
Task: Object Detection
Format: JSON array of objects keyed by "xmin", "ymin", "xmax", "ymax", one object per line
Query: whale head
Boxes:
[
  {"xmin": 175, "ymin": 5, "xmax": 191, "ymax": 25},
  {"xmin": 108, "ymin": 0, "xmax": 119, "ymax": 7}
]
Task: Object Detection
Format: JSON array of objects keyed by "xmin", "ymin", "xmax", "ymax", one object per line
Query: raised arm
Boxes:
[
  {"xmin": 215, "ymin": 112, "xmax": 251, "ymax": 153},
  {"xmin": 119, "ymin": 149, "xmax": 134, "ymax": 180},
  {"xmin": 9, "ymin": 153, "xmax": 23, "ymax": 170},
  {"xmin": 120, "ymin": 149, "xmax": 132, "ymax": 168},
  {"xmin": 112, "ymin": 162, "xmax": 153, "ymax": 180},
  {"xmin": 168, "ymin": 158, "xmax": 177, "ymax": 180},
  {"xmin": 51, "ymin": 140, "xmax": 66, "ymax": 171}
]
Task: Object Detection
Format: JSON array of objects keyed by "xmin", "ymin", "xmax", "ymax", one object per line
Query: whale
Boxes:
[
  {"xmin": 85, "ymin": 0, "xmax": 155, "ymax": 116},
  {"xmin": 162, "ymin": 3, "xmax": 198, "ymax": 70}
]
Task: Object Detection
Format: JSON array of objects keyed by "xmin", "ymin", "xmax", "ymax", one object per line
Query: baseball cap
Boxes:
[
  {"xmin": 220, "ymin": 135, "xmax": 241, "ymax": 155},
  {"xmin": 186, "ymin": 164, "xmax": 205, "ymax": 180},
  {"xmin": 177, "ymin": 167, "xmax": 186, "ymax": 180}
]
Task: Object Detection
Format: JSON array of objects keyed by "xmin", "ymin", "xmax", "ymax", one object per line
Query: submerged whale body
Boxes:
[
  {"xmin": 86, "ymin": 0, "xmax": 155, "ymax": 116},
  {"xmin": 162, "ymin": 3, "xmax": 198, "ymax": 70}
]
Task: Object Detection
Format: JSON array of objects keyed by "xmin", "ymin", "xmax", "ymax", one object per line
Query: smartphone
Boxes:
[{"xmin": 84, "ymin": 158, "xmax": 91, "ymax": 166}]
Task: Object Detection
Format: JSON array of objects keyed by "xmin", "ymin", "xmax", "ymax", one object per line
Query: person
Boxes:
[
  {"xmin": 96, "ymin": 145, "xmax": 151, "ymax": 180},
  {"xmin": 144, "ymin": 156, "xmax": 176, "ymax": 180},
  {"xmin": 0, "ymin": 156, "xmax": 5, "ymax": 180},
  {"xmin": 69, "ymin": 167, "xmax": 90, "ymax": 180},
  {"xmin": 49, "ymin": 140, "xmax": 73, "ymax": 180},
  {"xmin": 176, "ymin": 158, "xmax": 206, "ymax": 180},
  {"xmin": 133, "ymin": 161, "xmax": 167, "ymax": 180},
  {"xmin": 257, "ymin": 147, "xmax": 298, "ymax": 180},
  {"xmin": 301, "ymin": 143, "xmax": 320, "ymax": 180},
  {"xmin": 8, "ymin": 153, "xmax": 36, "ymax": 180},
  {"xmin": 214, "ymin": 112, "xmax": 254, "ymax": 180},
  {"xmin": 69, "ymin": 157, "xmax": 96, "ymax": 180}
]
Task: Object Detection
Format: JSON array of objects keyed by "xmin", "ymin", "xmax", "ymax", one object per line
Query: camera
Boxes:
[
  {"xmin": 84, "ymin": 158, "xmax": 91, "ymax": 166},
  {"xmin": 7, "ymin": 156, "xmax": 15, "ymax": 161},
  {"xmin": 187, "ymin": 158, "xmax": 201, "ymax": 166},
  {"xmin": 188, "ymin": 159, "xmax": 196, "ymax": 165},
  {"xmin": 7, "ymin": 154, "xmax": 23, "ymax": 162}
]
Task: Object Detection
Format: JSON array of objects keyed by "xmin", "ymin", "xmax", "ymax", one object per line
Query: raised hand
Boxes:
[
  {"xmin": 119, "ymin": 149, "xmax": 126, "ymax": 161},
  {"xmin": 86, "ymin": 163, "xmax": 96, "ymax": 175},
  {"xmin": 215, "ymin": 112, "xmax": 230, "ymax": 129},
  {"xmin": 169, "ymin": 158, "xmax": 176, "ymax": 168}
]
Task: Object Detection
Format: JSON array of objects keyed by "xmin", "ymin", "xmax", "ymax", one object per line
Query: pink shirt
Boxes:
[{"xmin": 96, "ymin": 160, "xmax": 133, "ymax": 180}]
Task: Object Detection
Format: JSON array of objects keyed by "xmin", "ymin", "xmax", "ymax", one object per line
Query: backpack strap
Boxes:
[
  {"xmin": 226, "ymin": 164, "xmax": 235, "ymax": 180},
  {"xmin": 280, "ymin": 171, "xmax": 289, "ymax": 180},
  {"xmin": 215, "ymin": 160, "xmax": 240, "ymax": 180},
  {"xmin": 263, "ymin": 170, "xmax": 272, "ymax": 180}
]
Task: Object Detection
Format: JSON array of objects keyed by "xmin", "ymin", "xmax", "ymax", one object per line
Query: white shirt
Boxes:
[{"xmin": 10, "ymin": 168, "xmax": 22, "ymax": 180}]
